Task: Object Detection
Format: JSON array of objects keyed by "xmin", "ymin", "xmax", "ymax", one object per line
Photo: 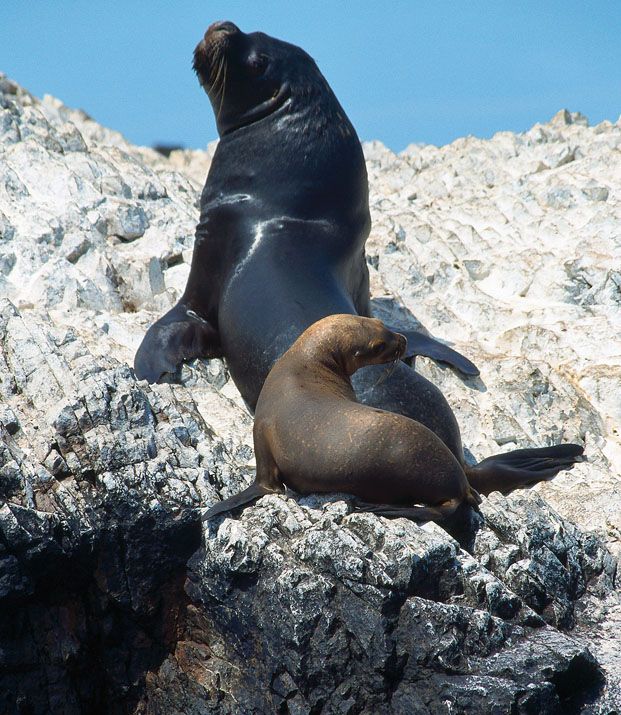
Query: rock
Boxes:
[
  {"xmin": 0, "ymin": 74, "xmax": 620, "ymax": 713},
  {"xmin": 0, "ymin": 405, "xmax": 19, "ymax": 435},
  {"xmin": 582, "ymin": 186, "xmax": 609, "ymax": 202},
  {"xmin": 550, "ymin": 109, "xmax": 589, "ymax": 128},
  {"xmin": 104, "ymin": 201, "xmax": 149, "ymax": 241}
]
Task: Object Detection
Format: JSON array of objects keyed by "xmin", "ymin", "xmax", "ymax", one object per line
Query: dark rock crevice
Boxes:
[{"xmin": 0, "ymin": 507, "xmax": 201, "ymax": 715}]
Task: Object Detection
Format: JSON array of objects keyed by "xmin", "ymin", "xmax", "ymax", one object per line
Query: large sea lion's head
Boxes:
[{"xmin": 193, "ymin": 21, "xmax": 342, "ymax": 137}]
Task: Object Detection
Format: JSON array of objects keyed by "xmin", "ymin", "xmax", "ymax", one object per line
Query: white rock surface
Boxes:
[{"xmin": 364, "ymin": 112, "xmax": 621, "ymax": 553}]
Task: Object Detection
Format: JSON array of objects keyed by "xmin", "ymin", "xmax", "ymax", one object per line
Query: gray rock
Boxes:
[
  {"xmin": 582, "ymin": 186, "xmax": 609, "ymax": 202},
  {"xmin": 0, "ymin": 76, "xmax": 620, "ymax": 713}
]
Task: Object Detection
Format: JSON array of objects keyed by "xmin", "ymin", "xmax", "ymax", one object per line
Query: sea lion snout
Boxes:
[
  {"xmin": 194, "ymin": 22, "xmax": 240, "ymax": 93},
  {"xmin": 395, "ymin": 333, "xmax": 407, "ymax": 359},
  {"xmin": 205, "ymin": 21, "xmax": 240, "ymax": 39},
  {"xmin": 367, "ymin": 328, "xmax": 406, "ymax": 366}
]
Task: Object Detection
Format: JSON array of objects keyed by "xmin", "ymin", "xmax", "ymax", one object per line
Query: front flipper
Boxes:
[
  {"xmin": 134, "ymin": 302, "xmax": 222, "ymax": 382},
  {"xmin": 391, "ymin": 328, "xmax": 480, "ymax": 377}
]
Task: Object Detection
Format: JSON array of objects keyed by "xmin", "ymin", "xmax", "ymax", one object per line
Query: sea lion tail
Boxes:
[
  {"xmin": 465, "ymin": 443, "xmax": 585, "ymax": 496},
  {"xmin": 202, "ymin": 482, "xmax": 273, "ymax": 521}
]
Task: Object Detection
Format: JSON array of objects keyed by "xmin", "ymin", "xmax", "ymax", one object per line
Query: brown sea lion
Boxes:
[{"xmin": 203, "ymin": 316, "xmax": 583, "ymax": 522}]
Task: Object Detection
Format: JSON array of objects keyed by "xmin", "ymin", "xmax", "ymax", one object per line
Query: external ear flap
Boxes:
[{"xmin": 134, "ymin": 302, "xmax": 222, "ymax": 383}]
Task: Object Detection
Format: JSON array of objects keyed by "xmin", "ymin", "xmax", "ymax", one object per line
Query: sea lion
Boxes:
[
  {"xmin": 205, "ymin": 315, "xmax": 482, "ymax": 522},
  {"xmin": 204, "ymin": 316, "xmax": 582, "ymax": 522},
  {"xmin": 135, "ymin": 22, "xmax": 583, "ymax": 495},
  {"xmin": 134, "ymin": 19, "xmax": 478, "ymax": 408}
]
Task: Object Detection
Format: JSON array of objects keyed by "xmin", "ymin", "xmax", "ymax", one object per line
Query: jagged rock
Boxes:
[{"xmin": 0, "ymin": 74, "xmax": 620, "ymax": 713}]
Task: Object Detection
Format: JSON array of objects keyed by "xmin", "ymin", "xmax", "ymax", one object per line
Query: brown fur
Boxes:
[
  {"xmin": 249, "ymin": 315, "xmax": 480, "ymax": 519},
  {"xmin": 203, "ymin": 314, "xmax": 584, "ymax": 523}
]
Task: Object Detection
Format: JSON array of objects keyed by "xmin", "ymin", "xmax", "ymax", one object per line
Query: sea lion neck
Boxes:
[
  {"xmin": 290, "ymin": 344, "xmax": 357, "ymax": 403},
  {"xmin": 216, "ymin": 81, "xmax": 293, "ymax": 137},
  {"xmin": 206, "ymin": 109, "xmax": 369, "ymax": 225}
]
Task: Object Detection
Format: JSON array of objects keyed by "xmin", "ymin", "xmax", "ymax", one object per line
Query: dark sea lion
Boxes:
[
  {"xmin": 135, "ymin": 22, "xmax": 583, "ymax": 495},
  {"xmin": 134, "ymin": 19, "xmax": 478, "ymax": 405},
  {"xmin": 204, "ymin": 316, "xmax": 583, "ymax": 522}
]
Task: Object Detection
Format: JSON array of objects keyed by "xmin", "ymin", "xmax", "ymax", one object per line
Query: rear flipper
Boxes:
[
  {"xmin": 390, "ymin": 328, "xmax": 480, "ymax": 377},
  {"xmin": 134, "ymin": 302, "xmax": 222, "ymax": 382},
  {"xmin": 353, "ymin": 496, "xmax": 464, "ymax": 523},
  {"xmin": 466, "ymin": 443, "xmax": 585, "ymax": 496},
  {"xmin": 202, "ymin": 482, "xmax": 281, "ymax": 521}
]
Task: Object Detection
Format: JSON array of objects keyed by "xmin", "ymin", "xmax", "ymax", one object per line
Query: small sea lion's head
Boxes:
[
  {"xmin": 194, "ymin": 21, "xmax": 321, "ymax": 136},
  {"xmin": 347, "ymin": 317, "xmax": 407, "ymax": 372},
  {"xmin": 300, "ymin": 315, "xmax": 406, "ymax": 376}
]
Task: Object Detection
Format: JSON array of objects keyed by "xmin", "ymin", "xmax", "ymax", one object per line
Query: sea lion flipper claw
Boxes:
[
  {"xmin": 393, "ymin": 329, "xmax": 480, "ymax": 377},
  {"xmin": 134, "ymin": 303, "xmax": 221, "ymax": 383}
]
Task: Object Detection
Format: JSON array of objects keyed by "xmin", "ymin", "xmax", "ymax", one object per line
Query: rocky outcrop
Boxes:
[{"xmin": 1, "ymin": 73, "xmax": 620, "ymax": 713}]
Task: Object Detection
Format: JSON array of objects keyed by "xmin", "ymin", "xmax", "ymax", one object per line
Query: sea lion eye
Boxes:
[
  {"xmin": 373, "ymin": 341, "xmax": 387, "ymax": 354},
  {"xmin": 247, "ymin": 53, "xmax": 268, "ymax": 77}
]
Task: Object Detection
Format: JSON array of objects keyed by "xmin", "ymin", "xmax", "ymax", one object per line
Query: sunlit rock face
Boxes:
[
  {"xmin": 1, "ymin": 73, "xmax": 620, "ymax": 713},
  {"xmin": 363, "ymin": 111, "xmax": 621, "ymax": 551}
]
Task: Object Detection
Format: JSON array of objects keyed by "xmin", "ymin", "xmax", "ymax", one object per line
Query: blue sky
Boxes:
[{"xmin": 2, "ymin": 1, "xmax": 619, "ymax": 152}]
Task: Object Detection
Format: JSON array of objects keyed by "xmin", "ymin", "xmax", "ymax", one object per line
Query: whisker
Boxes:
[
  {"xmin": 217, "ymin": 58, "xmax": 228, "ymax": 120},
  {"xmin": 372, "ymin": 358, "xmax": 398, "ymax": 388},
  {"xmin": 209, "ymin": 53, "xmax": 224, "ymax": 101}
]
